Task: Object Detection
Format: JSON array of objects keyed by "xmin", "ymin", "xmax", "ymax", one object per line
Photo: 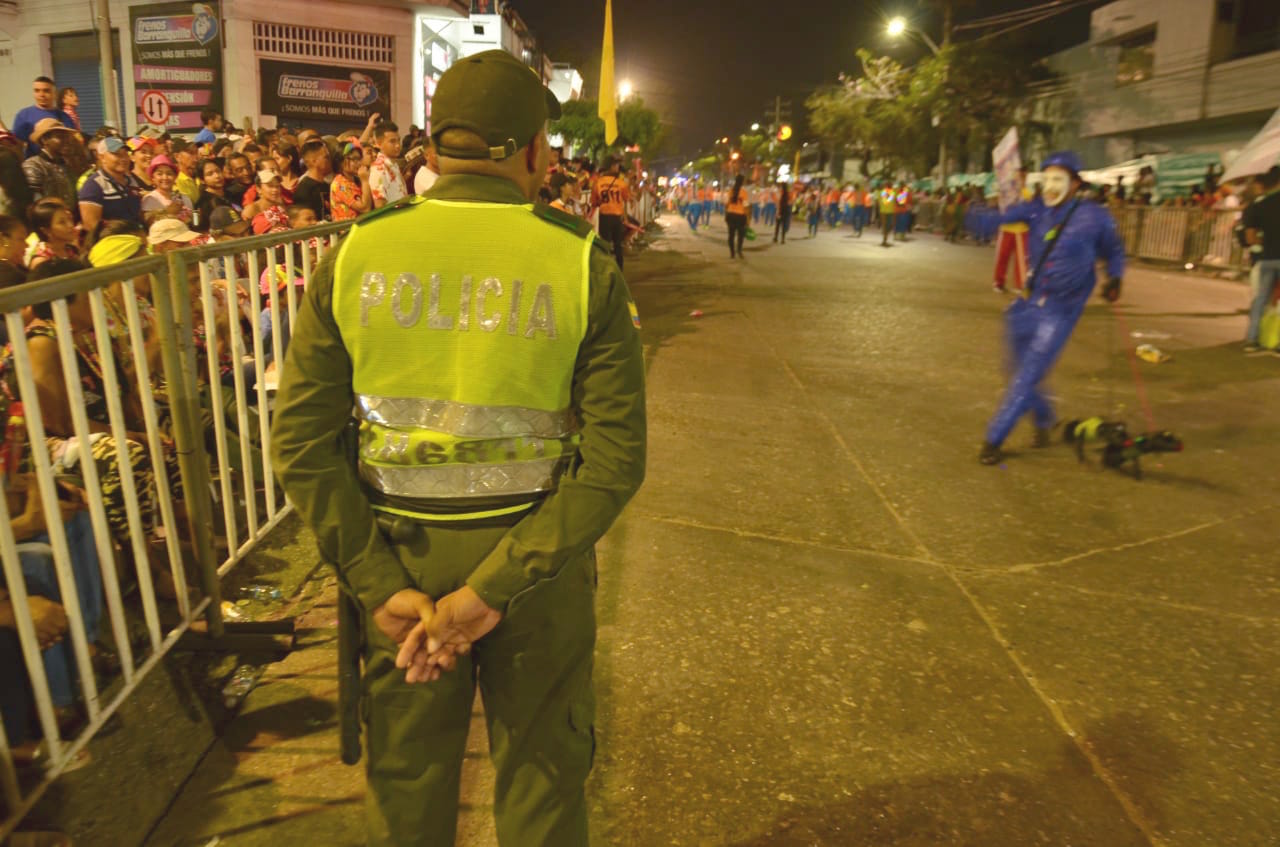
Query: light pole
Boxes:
[
  {"xmin": 619, "ymin": 79, "xmax": 634, "ymax": 100},
  {"xmin": 886, "ymin": 13, "xmax": 950, "ymax": 190}
]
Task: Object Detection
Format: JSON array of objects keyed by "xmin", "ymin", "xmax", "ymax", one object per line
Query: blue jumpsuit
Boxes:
[{"xmin": 985, "ymin": 197, "xmax": 1126, "ymax": 447}]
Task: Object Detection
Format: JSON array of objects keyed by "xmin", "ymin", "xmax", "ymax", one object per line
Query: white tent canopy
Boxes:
[{"xmin": 1221, "ymin": 107, "xmax": 1280, "ymax": 183}]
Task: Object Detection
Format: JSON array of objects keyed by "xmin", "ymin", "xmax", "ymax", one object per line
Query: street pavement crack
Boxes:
[{"xmin": 1001, "ymin": 502, "xmax": 1280, "ymax": 574}]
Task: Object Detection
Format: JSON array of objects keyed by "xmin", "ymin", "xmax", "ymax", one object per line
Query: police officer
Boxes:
[
  {"xmin": 270, "ymin": 49, "xmax": 647, "ymax": 846},
  {"xmin": 980, "ymin": 151, "xmax": 1124, "ymax": 465}
]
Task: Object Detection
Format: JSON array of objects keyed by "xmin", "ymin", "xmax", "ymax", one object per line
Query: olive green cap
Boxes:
[{"xmin": 431, "ymin": 49, "xmax": 562, "ymax": 161}]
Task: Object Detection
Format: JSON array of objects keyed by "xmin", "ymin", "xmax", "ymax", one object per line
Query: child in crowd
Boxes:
[
  {"xmin": 331, "ymin": 141, "xmax": 372, "ymax": 221},
  {"xmin": 141, "ymin": 155, "xmax": 194, "ymax": 226},
  {"xmin": 26, "ymin": 198, "xmax": 79, "ymax": 272}
]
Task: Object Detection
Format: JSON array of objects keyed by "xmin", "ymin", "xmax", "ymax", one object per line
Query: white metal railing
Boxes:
[
  {"xmin": 910, "ymin": 198, "xmax": 1249, "ymax": 270},
  {"xmin": 0, "ymin": 222, "xmax": 348, "ymax": 839}
]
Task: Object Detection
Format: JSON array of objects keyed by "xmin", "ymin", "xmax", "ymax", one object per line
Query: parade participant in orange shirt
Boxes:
[
  {"xmin": 593, "ymin": 156, "xmax": 630, "ymax": 268},
  {"xmin": 825, "ymin": 185, "xmax": 842, "ymax": 228},
  {"xmin": 850, "ymin": 184, "xmax": 869, "ymax": 237},
  {"xmin": 725, "ymin": 174, "xmax": 750, "ymax": 259},
  {"xmin": 763, "ymin": 184, "xmax": 778, "ymax": 227},
  {"xmin": 894, "ymin": 184, "xmax": 912, "ymax": 241}
]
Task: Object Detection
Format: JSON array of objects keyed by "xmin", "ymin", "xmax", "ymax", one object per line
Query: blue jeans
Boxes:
[
  {"xmin": 1246, "ymin": 259, "xmax": 1280, "ymax": 344},
  {"xmin": 18, "ymin": 512, "xmax": 104, "ymax": 708}
]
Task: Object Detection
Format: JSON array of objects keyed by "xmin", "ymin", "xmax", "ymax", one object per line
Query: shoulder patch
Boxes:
[{"xmin": 360, "ymin": 194, "xmax": 424, "ymax": 224}]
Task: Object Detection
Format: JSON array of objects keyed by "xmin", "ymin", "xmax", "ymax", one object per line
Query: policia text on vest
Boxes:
[{"xmin": 357, "ymin": 272, "xmax": 560, "ymax": 338}]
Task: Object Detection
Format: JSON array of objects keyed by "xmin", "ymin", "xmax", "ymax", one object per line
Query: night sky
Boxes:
[{"xmin": 516, "ymin": 0, "xmax": 1099, "ymax": 164}]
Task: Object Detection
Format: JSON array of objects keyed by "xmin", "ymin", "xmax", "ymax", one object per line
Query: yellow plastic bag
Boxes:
[{"xmin": 1261, "ymin": 306, "xmax": 1280, "ymax": 351}]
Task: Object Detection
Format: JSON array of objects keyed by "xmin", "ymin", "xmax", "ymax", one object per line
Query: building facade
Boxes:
[
  {"xmin": 0, "ymin": 0, "xmax": 576, "ymax": 140},
  {"xmin": 1031, "ymin": 0, "xmax": 1280, "ymax": 165}
]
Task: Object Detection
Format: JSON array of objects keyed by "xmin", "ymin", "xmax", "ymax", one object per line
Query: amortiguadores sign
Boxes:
[
  {"xmin": 130, "ymin": 1, "xmax": 224, "ymax": 131},
  {"xmin": 258, "ymin": 58, "xmax": 391, "ymax": 129}
]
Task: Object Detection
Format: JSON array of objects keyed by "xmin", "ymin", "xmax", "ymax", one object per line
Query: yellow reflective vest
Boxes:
[{"xmin": 332, "ymin": 197, "xmax": 593, "ymax": 520}]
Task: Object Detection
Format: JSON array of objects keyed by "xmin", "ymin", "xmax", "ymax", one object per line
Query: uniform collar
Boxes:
[{"xmin": 424, "ymin": 174, "xmax": 531, "ymax": 206}]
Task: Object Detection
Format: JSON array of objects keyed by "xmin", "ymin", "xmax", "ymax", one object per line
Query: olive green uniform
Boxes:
[{"xmin": 270, "ymin": 173, "xmax": 646, "ymax": 846}]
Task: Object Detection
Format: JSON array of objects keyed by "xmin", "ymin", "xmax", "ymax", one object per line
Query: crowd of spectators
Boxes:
[{"xmin": 0, "ymin": 75, "xmax": 446, "ymax": 799}]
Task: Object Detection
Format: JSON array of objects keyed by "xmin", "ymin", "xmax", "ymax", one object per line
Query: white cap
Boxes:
[{"xmin": 147, "ymin": 218, "xmax": 201, "ymax": 245}]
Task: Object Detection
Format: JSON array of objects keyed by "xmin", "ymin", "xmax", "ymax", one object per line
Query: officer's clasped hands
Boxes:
[{"xmin": 390, "ymin": 585, "xmax": 504, "ymax": 684}]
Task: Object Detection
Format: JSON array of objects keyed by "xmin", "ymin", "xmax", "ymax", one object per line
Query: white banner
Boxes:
[{"xmin": 993, "ymin": 127, "xmax": 1022, "ymax": 212}]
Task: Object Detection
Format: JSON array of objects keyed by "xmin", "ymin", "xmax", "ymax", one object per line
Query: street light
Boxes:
[
  {"xmin": 885, "ymin": 15, "xmax": 940, "ymax": 55},
  {"xmin": 751, "ymin": 122, "xmax": 760, "ymax": 132},
  {"xmin": 885, "ymin": 14, "xmax": 947, "ymax": 187},
  {"xmin": 619, "ymin": 79, "xmax": 633, "ymax": 100}
]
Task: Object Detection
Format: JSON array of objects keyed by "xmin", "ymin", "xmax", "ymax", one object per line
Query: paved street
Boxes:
[{"xmin": 148, "ymin": 217, "xmax": 1279, "ymax": 846}]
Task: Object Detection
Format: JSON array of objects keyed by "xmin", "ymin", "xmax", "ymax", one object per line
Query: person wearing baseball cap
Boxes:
[
  {"xmin": 271, "ymin": 48, "xmax": 645, "ymax": 847},
  {"xmin": 127, "ymin": 136, "xmax": 157, "ymax": 191},
  {"xmin": 979, "ymin": 150, "xmax": 1125, "ymax": 465},
  {"xmin": 146, "ymin": 217, "xmax": 201, "ymax": 253},
  {"xmin": 78, "ymin": 135, "xmax": 143, "ymax": 234},
  {"xmin": 23, "ymin": 118, "xmax": 78, "ymax": 209}
]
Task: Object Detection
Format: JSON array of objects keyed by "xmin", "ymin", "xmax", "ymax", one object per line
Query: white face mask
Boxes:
[{"xmin": 1043, "ymin": 169, "xmax": 1073, "ymax": 207}]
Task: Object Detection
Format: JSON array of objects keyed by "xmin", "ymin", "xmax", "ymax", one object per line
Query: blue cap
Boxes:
[{"xmin": 1042, "ymin": 150, "xmax": 1083, "ymax": 176}]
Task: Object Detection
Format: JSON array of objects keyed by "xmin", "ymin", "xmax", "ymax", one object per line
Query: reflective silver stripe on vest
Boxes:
[
  {"xmin": 360, "ymin": 456, "xmax": 570, "ymax": 499},
  {"xmin": 355, "ymin": 395, "xmax": 576, "ymax": 439}
]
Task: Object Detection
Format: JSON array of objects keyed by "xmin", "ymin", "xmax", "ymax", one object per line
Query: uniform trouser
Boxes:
[
  {"xmin": 825, "ymin": 203, "xmax": 840, "ymax": 227},
  {"xmin": 598, "ymin": 213, "xmax": 625, "ymax": 270},
  {"xmin": 894, "ymin": 211, "xmax": 910, "ymax": 235},
  {"xmin": 774, "ymin": 212, "xmax": 790, "ymax": 242},
  {"xmin": 702, "ymin": 203, "xmax": 712, "ymax": 224},
  {"xmin": 763, "ymin": 203, "xmax": 776, "ymax": 226},
  {"xmin": 685, "ymin": 202, "xmax": 701, "ymax": 230},
  {"xmin": 994, "ymin": 229, "xmax": 1029, "ymax": 289},
  {"xmin": 362, "ymin": 521, "xmax": 597, "ymax": 847},
  {"xmin": 750, "ymin": 203, "xmax": 760, "ymax": 223},
  {"xmin": 984, "ymin": 299, "xmax": 1079, "ymax": 447},
  {"xmin": 880, "ymin": 212, "xmax": 895, "ymax": 242},
  {"xmin": 851, "ymin": 206, "xmax": 866, "ymax": 234}
]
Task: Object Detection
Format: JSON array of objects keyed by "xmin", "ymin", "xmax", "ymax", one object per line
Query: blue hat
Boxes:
[{"xmin": 1042, "ymin": 150, "xmax": 1083, "ymax": 176}]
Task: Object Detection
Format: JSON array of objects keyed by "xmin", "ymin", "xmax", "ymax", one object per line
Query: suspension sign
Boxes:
[{"xmin": 140, "ymin": 90, "xmax": 171, "ymax": 126}]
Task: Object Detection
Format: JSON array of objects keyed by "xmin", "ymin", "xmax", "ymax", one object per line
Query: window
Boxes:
[
  {"xmin": 1229, "ymin": 0, "xmax": 1280, "ymax": 59},
  {"xmin": 252, "ymin": 23, "xmax": 393, "ymax": 65},
  {"xmin": 1115, "ymin": 28, "xmax": 1156, "ymax": 85}
]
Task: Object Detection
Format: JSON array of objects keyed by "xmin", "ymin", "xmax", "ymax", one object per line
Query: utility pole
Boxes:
[
  {"xmin": 937, "ymin": 0, "xmax": 953, "ymax": 190},
  {"xmin": 94, "ymin": 0, "xmax": 121, "ymax": 130}
]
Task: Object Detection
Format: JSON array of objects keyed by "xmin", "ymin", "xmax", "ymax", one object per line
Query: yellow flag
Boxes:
[{"xmin": 599, "ymin": 0, "xmax": 617, "ymax": 146}]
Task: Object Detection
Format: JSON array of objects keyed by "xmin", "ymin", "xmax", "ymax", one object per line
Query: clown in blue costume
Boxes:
[{"xmin": 979, "ymin": 151, "xmax": 1126, "ymax": 465}]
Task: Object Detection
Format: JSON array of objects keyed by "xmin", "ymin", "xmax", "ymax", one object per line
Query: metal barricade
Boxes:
[
  {"xmin": 0, "ymin": 221, "xmax": 347, "ymax": 839},
  {"xmin": 1111, "ymin": 205, "xmax": 1246, "ymax": 270}
]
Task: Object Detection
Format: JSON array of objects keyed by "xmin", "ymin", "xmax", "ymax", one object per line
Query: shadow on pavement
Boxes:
[{"xmin": 725, "ymin": 713, "xmax": 1176, "ymax": 847}]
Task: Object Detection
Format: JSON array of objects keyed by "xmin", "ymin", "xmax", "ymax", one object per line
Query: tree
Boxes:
[
  {"xmin": 806, "ymin": 41, "xmax": 1053, "ymax": 178},
  {"xmin": 550, "ymin": 97, "xmax": 668, "ymax": 160}
]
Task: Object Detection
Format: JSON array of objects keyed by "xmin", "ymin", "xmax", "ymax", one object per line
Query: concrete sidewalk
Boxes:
[{"xmin": 145, "ymin": 219, "xmax": 1279, "ymax": 846}]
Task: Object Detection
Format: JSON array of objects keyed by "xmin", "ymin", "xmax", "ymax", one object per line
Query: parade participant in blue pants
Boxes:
[
  {"xmin": 685, "ymin": 197, "xmax": 702, "ymax": 231},
  {"xmin": 763, "ymin": 186, "xmax": 777, "ymax": 227},
  {"xmin": 980, "ymin": 151, "xmax": 1126, "ymax": 465}
]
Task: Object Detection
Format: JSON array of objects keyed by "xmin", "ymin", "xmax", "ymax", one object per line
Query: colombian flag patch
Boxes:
[{"xmin": 628, "ymin": 301, "xmax": 641, "ymax": 329}]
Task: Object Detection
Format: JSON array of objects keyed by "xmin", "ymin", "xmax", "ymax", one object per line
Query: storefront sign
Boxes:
[
  {"xmin": 259, "ymin": 58, "xmax": 390, "ymax": 130},
  {"xmin": 130, "ymin": 1, "xmax": 224, "ymax": 132}
]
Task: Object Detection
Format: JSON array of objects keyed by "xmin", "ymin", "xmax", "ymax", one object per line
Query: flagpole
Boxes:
[{"xmin": 599, "ymin": 0, "xmax": 617, "ymax": 147}]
